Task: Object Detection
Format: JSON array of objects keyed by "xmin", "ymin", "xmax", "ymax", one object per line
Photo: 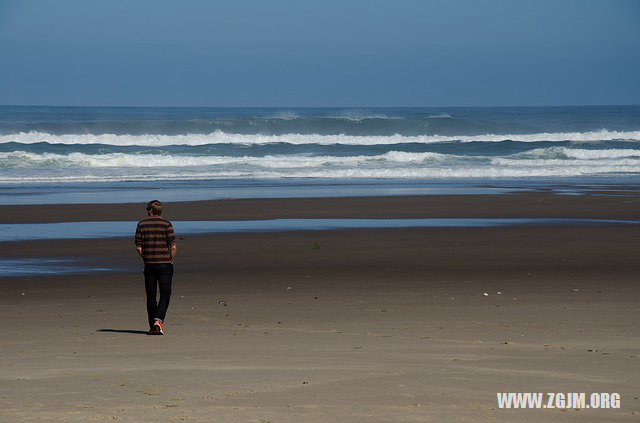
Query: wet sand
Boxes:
[
  {"xmin": 2, "ymin": 191, "xmax": 640, "ymax": 223},
  {"xmin": 1, "ymin": 193, "xmax": 639, "ymax": 422}
]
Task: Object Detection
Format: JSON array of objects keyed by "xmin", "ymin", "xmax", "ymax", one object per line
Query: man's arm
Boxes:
[
  {"xmin": 170, "ymin": 243, "xmax": 177, "ymax": 263},
  {"xmin": 167, "ymin": 222, "xmax": 177, "ymax": 263},
  {"xmin": 135, "ymin": 223, "xmax": 143, "ymax": 258}
]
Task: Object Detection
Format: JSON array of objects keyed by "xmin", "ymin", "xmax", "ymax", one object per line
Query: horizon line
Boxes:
[{"xmin": 1, "ymin": 103, "xmax": 639, "ymax": 109}]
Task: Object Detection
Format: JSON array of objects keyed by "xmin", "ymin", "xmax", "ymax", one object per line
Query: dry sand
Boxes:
[{"xmin": 1, "ymin": 193, "xmax": 639, "ymax": 422}]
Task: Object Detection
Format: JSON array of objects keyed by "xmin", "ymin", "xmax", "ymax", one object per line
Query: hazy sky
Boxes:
[{"xmin": 0, "ymin": 0, "xmax": 638, "ymax": 107}]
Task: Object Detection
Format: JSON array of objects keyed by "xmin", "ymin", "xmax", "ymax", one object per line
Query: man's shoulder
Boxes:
[{"xmin": 138, "ymin": 216, "xmax": 173, "ymax": 225}]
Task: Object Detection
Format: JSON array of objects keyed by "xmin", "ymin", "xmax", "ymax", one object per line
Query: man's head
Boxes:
[{"xmin": 146, "ymin": 200, "xmax": 163, "ymax": 216}]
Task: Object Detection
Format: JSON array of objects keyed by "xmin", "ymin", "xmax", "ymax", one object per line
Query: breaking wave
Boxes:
[
  {"xmin": 2, "ymin": 145, "xmax": 639, "ymax": 183},
  {"xmin": 0, "ymin": 129, "xmax": 639, "ymax": 147}
]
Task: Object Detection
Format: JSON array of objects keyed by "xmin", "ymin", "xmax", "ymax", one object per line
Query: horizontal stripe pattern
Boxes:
[{"xmin": 135, "ymin": 216, "xmax": 176, "ymax": 263}]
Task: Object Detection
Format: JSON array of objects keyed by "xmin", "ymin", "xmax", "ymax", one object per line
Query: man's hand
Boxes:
[{"xmin": 136, "ymin": 246, "xmax": 143, "ymax": 257}]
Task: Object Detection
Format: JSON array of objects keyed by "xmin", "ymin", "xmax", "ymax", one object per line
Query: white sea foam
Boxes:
[
  {"xmin": 1, "ymin": 129, "xmax": 639, "ymax": 146},
  {"xmin": 1, "ymin": 147, "xmax": 638, "ymax": 183},
  {"xmin": 525, "ymin": 147, "xmax": 640, "ymax": 160},
  {"xmin": 0, "ymin": 151, "xmax": 449, "ymax": 168},
  {"xmin": 1, "ymin": 163, "xmax": 638, "ymax": 184},
  {"xmin": 491, "ymin": 157, "xmax": 640, "ymax": 167},
  {"xmin": 487, "ymin": 147, "xmax": 640, "ymax": 166}
]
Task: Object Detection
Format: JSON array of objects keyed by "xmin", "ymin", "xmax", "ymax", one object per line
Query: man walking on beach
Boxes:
[{"xmin": 135, "ymin": 200, "xmax": 177, "ymax": 335}]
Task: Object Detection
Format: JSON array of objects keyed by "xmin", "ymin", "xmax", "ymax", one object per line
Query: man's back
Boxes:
[{"xmin": 135, "ymin": 216, "xmax": 176, "ymax": 264}]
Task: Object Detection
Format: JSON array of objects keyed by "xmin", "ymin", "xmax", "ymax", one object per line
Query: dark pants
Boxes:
[{"xmin": 143, "ymin": 263, "xmax": 173, "ymax": 328}]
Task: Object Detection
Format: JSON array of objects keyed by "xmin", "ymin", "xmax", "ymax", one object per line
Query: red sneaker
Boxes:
[{"xmin": 153, "ymin": 320, "xmax": 164, "ymax": 335}]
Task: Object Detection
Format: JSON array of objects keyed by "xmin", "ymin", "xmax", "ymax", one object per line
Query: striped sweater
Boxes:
[{"xmin": 135, "ymin": 216, "xmax": 176, "ymax": 264}]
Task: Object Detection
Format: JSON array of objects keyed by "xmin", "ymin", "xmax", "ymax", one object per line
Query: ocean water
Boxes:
[{"xmin": 1, "ymin": 105, "xmax": 639, "ymax": 204}]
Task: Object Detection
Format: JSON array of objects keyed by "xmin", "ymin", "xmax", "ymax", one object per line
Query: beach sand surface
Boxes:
[{"xmin": 1, "ymin": 193, "xmax": 639, "ymax": 422}]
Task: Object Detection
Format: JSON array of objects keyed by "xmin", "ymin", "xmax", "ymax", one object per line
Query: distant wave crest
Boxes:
[
  {"xmin": 0, "ymin": 150, "xmax": 450, "ymax": 168},
  {"xmin": 1, "ymin": 129, "xmax": 640, "ymax": 147}
]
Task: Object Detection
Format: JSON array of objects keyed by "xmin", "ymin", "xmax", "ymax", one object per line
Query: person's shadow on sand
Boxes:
[{"xmin": 97, "ymin": 329, "xmax": 149, "ymax": 335}]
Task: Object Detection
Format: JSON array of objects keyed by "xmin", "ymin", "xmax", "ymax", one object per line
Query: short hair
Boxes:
[{"xmin": 146, "ymin": 200, "xmax": 163, "ymax": 215}]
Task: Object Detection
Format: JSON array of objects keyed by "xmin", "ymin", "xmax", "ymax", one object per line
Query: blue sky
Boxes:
[{"xmin": 0, "ymin": 0, "xmax": 638, "ymax": 107}]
